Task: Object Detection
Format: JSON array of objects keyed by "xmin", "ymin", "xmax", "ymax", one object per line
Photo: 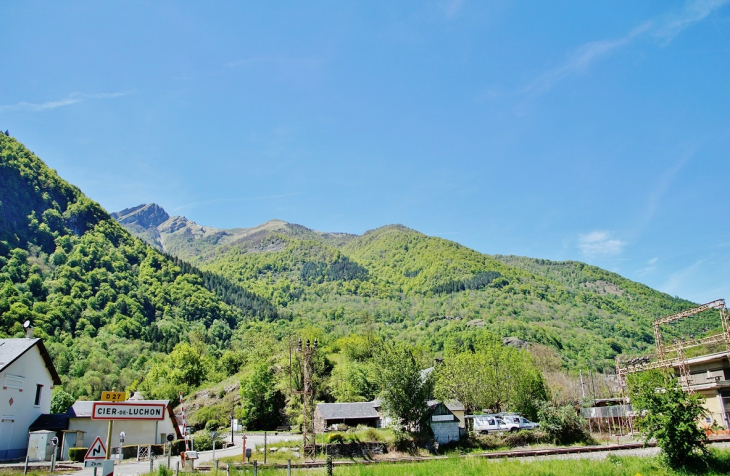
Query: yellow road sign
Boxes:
[{"xmin": 100, "ymin": 391, "xmax": 127, "ymax": 402}]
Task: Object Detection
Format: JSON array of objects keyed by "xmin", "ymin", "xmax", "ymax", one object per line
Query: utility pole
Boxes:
[
  {"xmin": 580, "ymin": 370, "xmax": 586, "ymax": 399},
  {"xmin": 295, "ymin": 338, "xmax": 317, "ymax": 461}
]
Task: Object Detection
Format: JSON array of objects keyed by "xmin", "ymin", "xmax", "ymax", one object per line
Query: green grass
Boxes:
[{"xmin": 181, "ymin": 448, "xmax": 730, "ymax": 475}]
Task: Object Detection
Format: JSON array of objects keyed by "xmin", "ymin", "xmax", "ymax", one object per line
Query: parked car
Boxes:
[
  {"xmin": 472, "ymin": 414, "xmax": 518, "ymax": 434},
  {"xmin": 500, "ymin": 414, "xmax": 540, "ymax": 430}
]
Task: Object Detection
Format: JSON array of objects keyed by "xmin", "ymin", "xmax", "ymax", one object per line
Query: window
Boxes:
[{"xmin": 34, "ymin": 384, "xmax": 43, "ymax": 406}]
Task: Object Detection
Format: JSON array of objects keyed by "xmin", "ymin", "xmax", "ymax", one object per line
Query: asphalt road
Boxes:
[{"xmin": 71, "ymin": 432, "xmax": 303, "ymax": 476}]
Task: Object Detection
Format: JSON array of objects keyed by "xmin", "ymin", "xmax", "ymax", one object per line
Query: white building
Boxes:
[
  {"xmin": 67, "ymin": 399, "xmax": 182, "ymax": 449},
  {"xmin": 0, "ymin": 337, "xmax": 61, "ymax": 461}
]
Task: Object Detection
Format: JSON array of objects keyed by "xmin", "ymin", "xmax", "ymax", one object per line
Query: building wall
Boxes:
[
  {"xmin": 698, "ymin": 390, "xmax": 727, "ymax": 428},
  {"xmin": 0, "ymin": 344, "xmax": 54, "ymax": 461},
  {"xmin": 430, "ymin": 421, "xmax": 460, "ymax": 445},
  {"xmin": 68, "ymin": 415, "xmax": 178, "ymax": 449}
]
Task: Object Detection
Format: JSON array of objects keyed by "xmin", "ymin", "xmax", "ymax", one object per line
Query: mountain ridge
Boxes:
[{"xmin": 112, "ymin": 203, "xmax": 706, "ymax": 371}]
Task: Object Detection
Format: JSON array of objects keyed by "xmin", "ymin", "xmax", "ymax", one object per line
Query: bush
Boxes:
[
  {"xmin": 205, "ymin": 419, "xmax": 220, "ymax": 432},
  {"xmin": 327, "ymin": 432, "xmax": 346, "ymax": 444},
  {"xmin": 170, "ymin": 439, "xmax": 188, "ymax": 456},
  {"xmin": 69, "ymin": 447, "xmax": 87, "ymax": 462},
  {"xmin": 189, "ymin": 433, "xmax": 224, "ymax": 452},
  {"xmin": 629, "ymin": 370, "xmax": 709, "ymax": 468},
  {"xmin": 363, "ymin": 428, "xmax": 381, "ymax": 442},
  {"xmin": 537, "ymin": 402, "xmax": 594, "ymax": 445}
]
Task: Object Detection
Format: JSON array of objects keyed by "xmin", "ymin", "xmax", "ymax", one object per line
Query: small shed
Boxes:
[
  {"xmin": 426, "ymin": 401, "xmax": 461, "ymax": 444},
  {"xmin": 27, "ymin": 430, "xmax": 56, "ymax": 462},
  {"xmin": 314, "ymin": 402, "xmax": 381, "ymax": 432}
]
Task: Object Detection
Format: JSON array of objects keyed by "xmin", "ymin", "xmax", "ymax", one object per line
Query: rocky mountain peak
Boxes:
[{"xmin": 111, "ymin": 203, "xmax": 170, "ymax": 229}]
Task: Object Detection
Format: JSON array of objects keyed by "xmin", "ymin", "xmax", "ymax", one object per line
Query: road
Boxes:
[{"xmin": 72, "ymin": 432, "xmax": 302, "ymax": 476}]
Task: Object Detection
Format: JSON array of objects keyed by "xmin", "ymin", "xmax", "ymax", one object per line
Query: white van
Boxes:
[
  {"xmin": 472, "ymin": 414, "xmax": 518, "ymax": 434},
  {"xmin": 499, "ymin": 414, "xmax": 540, "ymax": 430}
]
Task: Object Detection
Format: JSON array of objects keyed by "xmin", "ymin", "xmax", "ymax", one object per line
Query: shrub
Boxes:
[
  {"xmin": 69, "ymin": 447, "xmax": 87, "ymax": 462},
  {"xmin": 629, "ymin": 370, "xmax": 709, "ymax": 468},
  {"xmin": 189, "ymin": 433, "xmax": 224, "ymax": 452},
  {"xmin": 363, "ymin": 428, "xmax": 381, "ymax": 442},
  {"xmin": 205, "ymin": 419, "xmax": 220, "ymax": 432},
  {"xmin": 537, "ymin": 402, "xmax": 594, "ymax": 445},
  {"xmin": 326, "ymin": 432, "xmax": 346, "ymax": 444},
  {"xmin": 391, "ymin": 430, "xmax": 417, "ymax": 455},
  {"xmin": 170, "ymin": 439, "xmax": 187, "ymax": 456}
]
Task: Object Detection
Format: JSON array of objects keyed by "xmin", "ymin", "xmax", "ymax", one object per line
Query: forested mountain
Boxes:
[
  {"xmin": 115, "ymin": 205, "xmax": 706, "ymax": 373},
  {"xmin": 0, "ymin": 135, "xmax": 277, "ymax": 398}
]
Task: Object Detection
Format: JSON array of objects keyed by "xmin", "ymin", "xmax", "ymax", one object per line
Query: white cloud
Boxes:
[
  {"xmin": 654, "ymin": 0, "xmax": 730, "ymax": 42},
  {"xmin": 521, "ymin": 0, "xmax": 729, "ymax": 96},
  {"xmin": 578, "ymin": 231, "xmax": 626, "ymax": 257},
  {"xmin": 524, "ymin": 23, "xmax": 650, "ymax": 96},
  {"xmin": 637, "ymin": 257, "xmax": 659, "ymax": 276},
  {"xmin": 0, "ymin": 91, "xmax": 133, "ymax": 113}
]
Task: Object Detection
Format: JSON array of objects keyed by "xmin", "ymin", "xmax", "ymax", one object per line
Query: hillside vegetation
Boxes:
[
  {"xmin": 117, "ymin": 209, "xmax": 702, "ymax": 372},
  {"xmin": 0, "ymin": 135, "xmax": 276, "ymax": 398}
]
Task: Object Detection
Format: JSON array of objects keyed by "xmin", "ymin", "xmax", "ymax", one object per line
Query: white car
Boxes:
[
  {"xmin": 501, "ymin": 414, "xmax": 540, "ymax": 430},
  {"xmin": 472, "ymin": 415, "xmax": 518, "ymax": 434}
]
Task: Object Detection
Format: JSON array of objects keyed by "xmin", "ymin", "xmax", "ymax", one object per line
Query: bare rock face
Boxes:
[
  {"xmin": 502, "ymin": 336, "xmax": 528, "ymax": 349},
  {"xmin": 111, "ymin": 203, "xmax": 170, "ymax": 228}
]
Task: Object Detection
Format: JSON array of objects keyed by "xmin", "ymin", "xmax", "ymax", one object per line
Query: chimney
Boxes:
[{"xmin": 23, "ymin": 320, "xmax": 34, "ymax": 339}]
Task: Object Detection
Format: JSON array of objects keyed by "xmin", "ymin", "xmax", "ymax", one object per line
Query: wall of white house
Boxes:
[
  {"xmin": 0, "ymin": 344, "xmax": 55, "ymax": 461},
  {"xmin": 68, "ymin": 414, "xmax": 178, "ymax": 449}
]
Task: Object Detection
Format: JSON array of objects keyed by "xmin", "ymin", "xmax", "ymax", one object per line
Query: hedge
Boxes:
[{"xmin": 69, "ymin": 447, "xmax": 87, "ymax": 462}]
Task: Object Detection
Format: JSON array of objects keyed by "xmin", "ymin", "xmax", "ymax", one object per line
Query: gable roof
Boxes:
[
  {"xmin": 427, "ymin": 400, "xmax": 465, "ymax": 412},
  {"xmin": 0, "ymin": 338, "xmax": 61, "ymax": 385},
  {"xmin": 316, "ymin": 401, "xmax": 380, "ymax": 420}
]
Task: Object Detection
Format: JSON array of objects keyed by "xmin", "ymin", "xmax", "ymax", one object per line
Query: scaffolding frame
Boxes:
[
  {"xmin": 293, "ymin": 338, "xmax": 317, "ymax": 461},
  {"xmin": 616, "ymin": 299, "xmax": 730, "ymax": 393}
]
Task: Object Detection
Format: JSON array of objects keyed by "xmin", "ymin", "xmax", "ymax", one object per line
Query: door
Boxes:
[{"xmin": 0, "ymin": 417, "xmax": 14, "ymax": 461}]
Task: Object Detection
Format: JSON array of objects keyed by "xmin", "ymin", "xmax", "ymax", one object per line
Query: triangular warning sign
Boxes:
[{"xmin": 85, "ymin": 436, "xmax": 107, "ymax": 460}]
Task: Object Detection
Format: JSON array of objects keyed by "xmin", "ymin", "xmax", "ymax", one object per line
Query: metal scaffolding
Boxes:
[{"xmin": 616, "ymin": 298, "xmax": 729, "ymax": 392}]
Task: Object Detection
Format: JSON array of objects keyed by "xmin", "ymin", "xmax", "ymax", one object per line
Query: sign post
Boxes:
[
  {"xmin": 85, "ymin": 436, "xmax": 108, "ymax": 467},
  {"xmin": 90, "ymin": 402, "xmax": 167, "ymax": 466}
]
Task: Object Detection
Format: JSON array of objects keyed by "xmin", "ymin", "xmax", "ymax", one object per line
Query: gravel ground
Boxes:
[{"xmin": 515, "ymin": 441, "xmax": 730, "ymax": 463}]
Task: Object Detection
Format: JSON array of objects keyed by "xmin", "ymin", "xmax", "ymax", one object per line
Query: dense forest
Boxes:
[
  {"xmin": 0, "ymin": 135, "xmax": 276, "ymax": 398},
  {"xmin": 0, "ymin": 134, "xmax": 718, "ymax": 431}
]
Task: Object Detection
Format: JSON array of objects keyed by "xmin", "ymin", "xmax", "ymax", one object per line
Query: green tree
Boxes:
[
  {"xmin": 239, "ymin": 361, "xmax": 283, "ymax": 430},
  {"xmin": 628, "ymin": 370, "xmax": 708, "ymax": 468},
  {"xmin": 373, "ymin": 342, "xmax": 432, "ymax": 430},
  {"xmin": 434, "ymin": 343, "xmax": 547, "ymax": 422},
  {"xmin": 50, "ymin": 389, "xmax": 75, "ymax": 414}
]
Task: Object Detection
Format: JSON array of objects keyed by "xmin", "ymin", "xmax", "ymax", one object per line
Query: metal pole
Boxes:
[
  {"xmin": 253, "ymin": 460, "xmax": 258, "ymax": 476},
  {"xmin": 213, "ymin": 438, "xmax": 216, "ymax": 461},
  {"xmin": 231, "ymin": 413, "xmax": 234, "ymax": 445},
  {"xmin": 167, "ymin": 442, "xmax": 171, "ymax": 469},
  {"xmin": 287, "ymin": 459, "xmax": 292, "ymax": 476},
  {"xmin": 264, "ymin": 431, "xmax": 267, "ymax": 464},
  {"xmin": 580, "ymin": 370, "xmax": 586, "ymax": 399},
  {"xmin": 326, "ymin": 456, "xmax": 333, "ymax": 476},
  {"xmin": 175, "ymin": 461, "xmax": 179, "ymax": 476},
  {"xmin": 23, "ymin": 456, "xmax": 28, "ymax": 475},
  {"xmin": 215, "ymin": 459, "xmax": 219, "ymax": 471},
  {"xmin": 50, "ymin": 448, "xmax": 56, "ymax": 472},
  {"xmin": 149, "ymin": 454, "xmax": 154, "ymax": 473},
  {"xmin": 105, "ymin": 420, "xmax": 114, "ymax": 459}
]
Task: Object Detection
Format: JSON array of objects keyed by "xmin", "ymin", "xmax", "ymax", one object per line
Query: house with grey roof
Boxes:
[
  {"xmin": 0, "ymin": 334, "xmax": 61, "ymax": 461},
  {"xmin": 314, "ymin": 401, "xmax": 382, "ymax": 432}
]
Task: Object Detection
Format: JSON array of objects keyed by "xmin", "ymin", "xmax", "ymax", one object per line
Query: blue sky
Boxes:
[{"xmin": 2, "ymin": 1, "xmax": 729, "ymax": 304}]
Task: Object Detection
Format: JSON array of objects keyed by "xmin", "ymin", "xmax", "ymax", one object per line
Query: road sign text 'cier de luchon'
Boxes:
[{"xmin": 91, "ymin": 402, "xmax": 166, "ymax": 420}]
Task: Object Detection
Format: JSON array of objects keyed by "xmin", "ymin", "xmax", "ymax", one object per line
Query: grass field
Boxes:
[{"xmin": 167, "ymin": 448, "xmax": 730, "ymax": 475}]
